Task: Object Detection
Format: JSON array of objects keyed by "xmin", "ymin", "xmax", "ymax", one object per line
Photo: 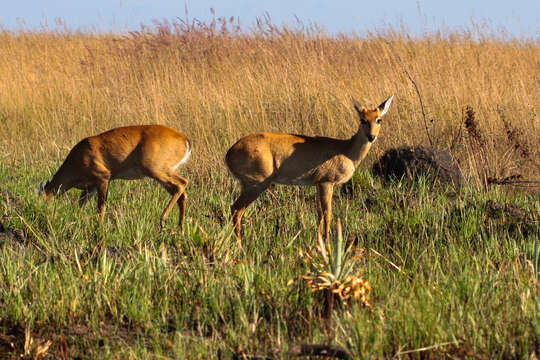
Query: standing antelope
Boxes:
[
  {"xmin": 225, "ymin": 95, "xmax": 393, "ymax": 243},
  {"xmin": 39, "ymin": 125, "xmax": 191, "ymax": 230}
]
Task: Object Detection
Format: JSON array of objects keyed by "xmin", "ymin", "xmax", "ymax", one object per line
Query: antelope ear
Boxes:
[
  {"xmin": 352, "ymin": 97, "xmax": 365, "ymax": 117},
  {"xmin": 38, "ymin": 181, "xmax": 44, "ymax": 195},
  {"xmin": 378, "ymin": 95, "xmax": 394, "ymax": 117}
]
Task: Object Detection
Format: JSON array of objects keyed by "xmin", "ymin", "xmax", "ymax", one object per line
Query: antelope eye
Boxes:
[
  {"xmin": 361, "ymin": 118, "xmax": 368, "ymax": 125},
  {"xmin": 376, "ymin": 118, "xmax": 382, "ymax": 124}
]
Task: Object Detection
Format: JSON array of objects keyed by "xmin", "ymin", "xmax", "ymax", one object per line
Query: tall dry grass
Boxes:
[{"xmin": 0, "ymin": 20, "xmax": 538, "ymax": 185}]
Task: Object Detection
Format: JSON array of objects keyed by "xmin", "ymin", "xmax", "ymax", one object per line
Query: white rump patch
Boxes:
[{"xmin": 172, "ymin": 141, "xmax": 191, "ymax": 171}]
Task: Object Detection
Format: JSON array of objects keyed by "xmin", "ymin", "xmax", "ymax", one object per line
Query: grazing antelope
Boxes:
[
  {"xmin": 38, "ymin": 125, "xmax": 191, "ymax": 230},
  {"xmin": 225, "ymin": 95, "xmax": 393, "ymax": 243}
]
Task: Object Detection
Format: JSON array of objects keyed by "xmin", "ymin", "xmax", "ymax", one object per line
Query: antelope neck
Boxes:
[{"xmin": 347, "ymin": 131, "xmax": 372, "ymax": 167}]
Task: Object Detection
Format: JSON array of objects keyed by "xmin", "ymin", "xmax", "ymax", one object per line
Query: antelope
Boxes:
[
  {"xmin": 225, "ymin": 95, "xmax": 393, "ymax": 244},
  {"xmin": 38, "ymin": 125, "xmax": 191, "ymax": 230}
]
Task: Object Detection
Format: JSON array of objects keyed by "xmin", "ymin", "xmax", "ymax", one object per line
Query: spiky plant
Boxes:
[{"xmin": 291, "ymin": 219, "xmax": 371, "ymax": 321}]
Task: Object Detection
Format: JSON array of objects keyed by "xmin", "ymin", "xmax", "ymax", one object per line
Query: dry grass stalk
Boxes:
[
  {"xmin": 463, "ymin": 106, "xmax": 490, "ymax": 188},
  {"xmin": 498, "ymin": 107, "xmax": 539, "ymax": 175},
  {"xmin": 0, "ymin": 21, "xmax": 538, "ymax": 186},
  {"xmin": 385, "ymin": 40, "xmax": 433, "ymax": 147},
  {"xmin": 22, "ymin": 328, "xmax": 52, "ymax": 360},
  {"xmin": 459, "ymin": 105, "xmax": 539, "ymax": 189}
]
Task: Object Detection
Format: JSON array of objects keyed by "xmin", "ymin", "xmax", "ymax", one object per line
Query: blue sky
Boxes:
[{"xmin": 1, "ymin": 0, "xmax": 539, "ymax": 38}]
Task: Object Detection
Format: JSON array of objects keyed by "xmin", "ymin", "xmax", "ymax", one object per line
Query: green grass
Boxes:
[{"xmin": 1, "ymin": 160, "xmax": 538, "ymax": 359}]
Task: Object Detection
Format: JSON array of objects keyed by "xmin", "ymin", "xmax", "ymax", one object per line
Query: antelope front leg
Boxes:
[{"xmin": 317, "ymin": 182, "xmax": 334, "ymax": 240}]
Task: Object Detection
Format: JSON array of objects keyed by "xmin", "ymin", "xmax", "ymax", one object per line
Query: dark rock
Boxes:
[{"xmin": 372, "ymin": 146, "xmax": 464, "ymax": 187}]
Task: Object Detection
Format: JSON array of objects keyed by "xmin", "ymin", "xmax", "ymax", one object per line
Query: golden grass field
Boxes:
[
  {"xmin": 0, "ymin": 21, "xmax": 539, "ymax": 358},
  {"xmin": 1, "ymin": 22, "xmax": 538, "ymax": 187}
]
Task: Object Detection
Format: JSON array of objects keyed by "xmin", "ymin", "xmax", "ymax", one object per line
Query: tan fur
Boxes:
[
  {"xmin": 226, "ymin": 96, "xmax": 393, "ymax": 244},
  {"xmin": 41, "ymin": 125, "xmax": 191, "ymax": 230}
]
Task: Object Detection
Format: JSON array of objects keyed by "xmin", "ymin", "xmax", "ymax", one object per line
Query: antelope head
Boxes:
[{"xmin": 352, "ymin": 95, "xmax": 394, "ymax": 143}]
